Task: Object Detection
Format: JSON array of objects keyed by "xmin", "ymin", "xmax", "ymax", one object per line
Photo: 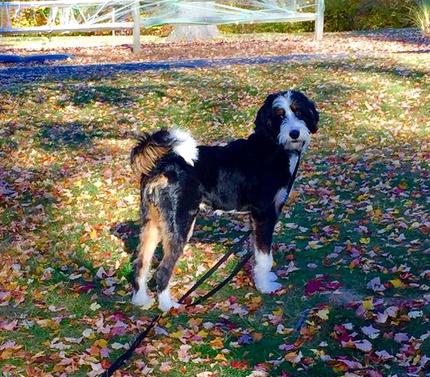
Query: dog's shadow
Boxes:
[
  {"xmin": 110, "ymin": 220, "xmax": 157, "ymax": 288},
  {"xmin": 110, "ymin": 216, "xmax": 252, "ymax": 288},
  {"xmin": 110, "ymin": 220, "xmax": 141, "ymax": 257}
]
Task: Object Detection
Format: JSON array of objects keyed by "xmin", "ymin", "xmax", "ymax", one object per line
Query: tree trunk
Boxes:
[
  {"xmin": 167, "ymin": 1, "xmax": 220, "ymax": 42},
  {"xmin": 167, "ymin": 24, "xmax": 220, "ymax": 42}
]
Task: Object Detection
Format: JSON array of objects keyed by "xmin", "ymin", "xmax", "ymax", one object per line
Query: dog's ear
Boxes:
[
  {"xmin": 254, "ymin": 93, "xmax": 278, "ymax": 137},
  {"xmin": 307, "ymin": 99, "xmax": 320, "ymax": 134}
]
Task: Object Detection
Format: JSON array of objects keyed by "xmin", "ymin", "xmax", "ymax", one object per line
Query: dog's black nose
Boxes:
[{"xmin": 289, "ymin": 130, "xmax": 300, "ymax": 139}]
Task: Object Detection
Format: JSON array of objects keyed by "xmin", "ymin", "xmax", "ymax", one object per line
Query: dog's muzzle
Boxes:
[{"xmin": 279, "ymin": 123, "xmax": 310, "ymax": 152}]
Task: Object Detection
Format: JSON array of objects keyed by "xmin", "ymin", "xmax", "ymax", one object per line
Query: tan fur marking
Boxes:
[
  {"xmin": 145, "ymin": 175, "xmax": 169, "ymax": 196},
  {"xmin": 135, "ymin": 205, "xmax": 161, "ymax": 286},
  {"xmin": 131, "ymin": 145, "xmax": 170, "ymax": 176}
]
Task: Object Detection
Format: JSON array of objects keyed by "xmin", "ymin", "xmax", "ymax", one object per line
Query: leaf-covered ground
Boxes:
[
  {"xmin": 1, "ymin": 28, "xmax": 429, "ymax": 66},
  {"xmin": 1, "ymin": 44, "xmax": 430, "ymax": 376}
]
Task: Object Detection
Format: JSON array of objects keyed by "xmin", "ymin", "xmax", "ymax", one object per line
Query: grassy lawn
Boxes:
[{"xmin": 1, "ymin": 55, "xmax": 429, "ymax": 376}]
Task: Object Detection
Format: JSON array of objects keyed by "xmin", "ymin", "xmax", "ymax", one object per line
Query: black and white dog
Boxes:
[{"xmin": 130, "ymin": 90, "xmax": 319, "ymax": 312}]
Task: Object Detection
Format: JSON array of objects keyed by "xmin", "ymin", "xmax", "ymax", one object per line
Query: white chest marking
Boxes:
[
  {"xmin": 289, "ymin": 153, "xmax": 299, "ymax": 176},
  {"xmin": 274, "ymin": 154, "xmax": 300, "ymax": 211}
]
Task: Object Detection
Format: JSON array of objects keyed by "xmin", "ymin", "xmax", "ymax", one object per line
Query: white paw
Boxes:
[
  {"xmin": 131, "ymin": 291, "xmax": 154, "ymax": 309},
  {"xmin": 255, "ymin": 280, "xmax": 283, "ymax": 294},
  {"xmin": 158, "ymin": 288, "xmax": 180, "ymax": 312},
  {"xmin": 268, "ymin": 271, "xmax": 278, "ymax": 282},
  {"xmin": 158, "ymin": 299, "xmax": 180, "ymax": 313}
]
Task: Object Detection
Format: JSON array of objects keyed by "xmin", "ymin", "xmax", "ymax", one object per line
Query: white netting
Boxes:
[
  {"xmin": 143, "ymin": 0, "xmax": 317, "ymax": 27},
  {"xmin": 0, "ymin": 0, "xmax": 317, "ymax": 29}
]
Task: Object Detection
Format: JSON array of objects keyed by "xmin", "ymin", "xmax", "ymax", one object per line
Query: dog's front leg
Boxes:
[{"xmin": 251, "ymin": 213, "xmax": 282, "ymax": 294}]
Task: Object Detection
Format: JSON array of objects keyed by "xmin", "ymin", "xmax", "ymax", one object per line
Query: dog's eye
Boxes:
[
  {"xmin": 292, "ymin": 107, "xmax": 302, "ymax": 117},
  {"xmin": 274, "ymin": 108, "xmax": 285, "ymax": 117}
]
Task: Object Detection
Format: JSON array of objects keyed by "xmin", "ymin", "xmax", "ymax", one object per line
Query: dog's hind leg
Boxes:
[
  {"xmin": 132, "ymin": 205, "xmax": 161, "ymax": 309},
  {"xmin": 155, "ymin": 195, "xmax": 199, "ymax": 312},
  {"xmin": 156, "ymin": 234, "xmax": 186, "ymax": 312},
  {"xmin": 251, "ymin": 211, "xmax": 282, "ymax": 294},
  {"xmin": 156, "ymin": 210, "xmax": 197, "ymax": 312}
]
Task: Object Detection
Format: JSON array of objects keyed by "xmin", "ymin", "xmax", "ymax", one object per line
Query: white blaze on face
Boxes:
[{"xmin": 273, "ymin": 92, "xmax": 311, "ymax": 151}]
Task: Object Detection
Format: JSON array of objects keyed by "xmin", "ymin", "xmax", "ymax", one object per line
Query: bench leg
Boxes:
[{"xmin": 315, "ymin": 0, "xmax": 324, "ymax": 41}]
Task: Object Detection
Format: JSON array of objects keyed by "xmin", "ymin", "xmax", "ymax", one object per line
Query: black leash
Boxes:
[
  {"xmin": 105, "ymin": 230, "xmax": 251, "ymax": 377},
  {"xmin": 105, "ymin": 151, "xmax": 302, "ymax": 376}
]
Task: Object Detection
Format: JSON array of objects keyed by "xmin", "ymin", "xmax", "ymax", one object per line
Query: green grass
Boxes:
[{"xmin": 0, "ymin": 55, "xmax": 429, "ymax": 376}]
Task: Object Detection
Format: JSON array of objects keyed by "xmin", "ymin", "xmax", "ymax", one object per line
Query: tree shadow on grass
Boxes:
[
  {"xmin": 70, "ymin": 85, "xmax": 136, "ymax": 107},
  {"xmin": 350, "ymin": 28, "xmax": 430, "ymax": 47},
  {"xmin": 36, "ymin": 120, "xmax": 136, "ymax": 151},
  {"xmin": 316, "ymin": 59, "xmax": 427, "ymax": 79},
  {"xmin": 395, "ymin": 49, "xmax": 430, "ymax": 54},
  {"xmin": 38, "ymin": 122, "xmax": 93, "ymax": 150}
]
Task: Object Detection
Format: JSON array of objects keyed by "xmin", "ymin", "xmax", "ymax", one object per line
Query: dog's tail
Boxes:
[{"xmin": 130, "ymin": 129, "xmax": 198, "ymax": 177}]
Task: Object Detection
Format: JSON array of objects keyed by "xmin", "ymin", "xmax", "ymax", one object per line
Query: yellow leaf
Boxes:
[
  {"xmin": 94, "ymin": 339, "xmax": 108, "ymax": 348},
  {"xmin": 210, "ymin": 337, "xmax": 224, "ymax": 349},
  {"xmin": 272, "ymin": 308, "xmax": 283, "ymax": 316},
  {"xmin": 90, "ymin": 228, "xmax": 98, "ymax": 240},
  {"xmin": 316, "ymin": 308, "xmax": 330, "ymax": 320},
  {"xmin": 360, "ymin": 237, "xmax": 370, "ymax": 244},
  {"xmin": 362, "ymin": 299, "xmax": 374, "ymax": 310},
  {"xmin": 1, "ymin": 349, "xmax": 13, "ymax": 360},
  {"xmin": 214, "ymin": 353, "xmax": 227, "ymax": 361},
  {"xmin": 374, "ymin": 208, "xmax": 382, "ymax": 218},
  {"xmin": 170, "ymin": 330, "xmax": 184, "ymax": 339},
  {"xmin": 390, "ymin": 279, "xmax": 403, "ymax": 288},
  {"xmin": 197, "ymin": 330, "xmax": 208, "ymax": 338}
]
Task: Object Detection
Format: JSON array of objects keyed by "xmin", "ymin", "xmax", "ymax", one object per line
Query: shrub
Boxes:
[
  {"xmin": 222, "ymin": 0, "xmax": 415, "ymax": 34},
  {"xmin": 409, "ymin": 0, "xmax": 430, "ymax": 35},
  {"xmin": 323, "ymin": 0, "xmax": 360, "ymax": 32},
  {"xmin": 323, "ymin": 0, "xmax": 414, "ymax": 31}
]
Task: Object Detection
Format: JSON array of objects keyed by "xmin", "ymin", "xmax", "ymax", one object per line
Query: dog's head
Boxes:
[{"xmin": 254, "ymin": 90, "xmax": 319, "ymax": 152}]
